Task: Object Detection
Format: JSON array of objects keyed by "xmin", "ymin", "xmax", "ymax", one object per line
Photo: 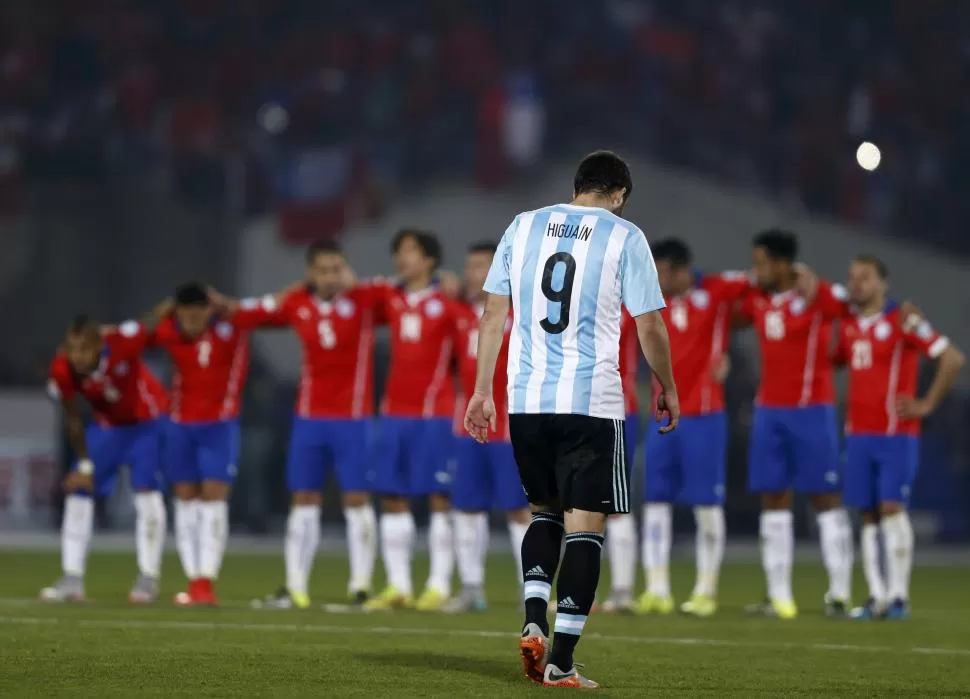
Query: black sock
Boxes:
[
  {"xmin": 549, "ymin": 531, "xmax": 604, "ymax": 671},
  {"xmin": 521, "ymin": 512, "xmax": 565, "ymax": 636}
]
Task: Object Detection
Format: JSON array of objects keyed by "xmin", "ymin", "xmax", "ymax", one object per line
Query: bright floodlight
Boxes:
[
  {"xmin": 856, "ymin": 141, "xmax": 881, "ymax": 171},
  {"xmin": 258, "ymin": 103, "xmax": 290, "ymax": 134}
]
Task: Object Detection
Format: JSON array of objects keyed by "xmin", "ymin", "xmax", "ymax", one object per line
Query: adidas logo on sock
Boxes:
[
  {"xmin": 558, "ymin": 596, "xmax": 579, "ymax": 610},
  {"xmin": 526, "ymin": 566, "xmax": 546, "ymax": 577}
]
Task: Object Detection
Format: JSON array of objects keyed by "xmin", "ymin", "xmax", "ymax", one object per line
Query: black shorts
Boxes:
[{"xmin": 509, "ymin": 413, "xmax": 629, "ymax": 515}]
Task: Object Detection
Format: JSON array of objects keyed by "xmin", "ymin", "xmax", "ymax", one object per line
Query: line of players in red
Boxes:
[{"xmin": 42, "ymin": 227, "xmax": 962, "ymax": 621}]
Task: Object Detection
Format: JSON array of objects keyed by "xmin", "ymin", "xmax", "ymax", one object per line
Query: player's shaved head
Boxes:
[
  {"xmin": 573, "ymin": 151, "xmax": 633, "ymax": 206},
  {"xmin": 174, "ymin": 281, "xmax": 209, "ymax": 307},
  {"xmin": 853, "ymin": 254, "xmax": 888, "ymax": 280}
]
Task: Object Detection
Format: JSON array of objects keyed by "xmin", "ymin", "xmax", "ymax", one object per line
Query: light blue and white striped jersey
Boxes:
[{"xmin": 483, "ymin": 203, "xmax": 665, "ymax": 420}]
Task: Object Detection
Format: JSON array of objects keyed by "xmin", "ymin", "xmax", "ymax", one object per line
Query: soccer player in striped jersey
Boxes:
[
  {"xmin": 466, "ymin": 151, "xmax": 678, "ymax": 689},
  {"xmin": 835, "ymin": 256, "xmax": 963, "ymax": 620}
]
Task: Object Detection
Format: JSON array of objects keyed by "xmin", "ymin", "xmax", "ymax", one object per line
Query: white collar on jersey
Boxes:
[
  {"xmin": 405, "ymin": 287, "xmax": 435, "ymax": 306},
  {"xmin": 856, "ymin": 312, "xmax": 884, "ymax": 332}
]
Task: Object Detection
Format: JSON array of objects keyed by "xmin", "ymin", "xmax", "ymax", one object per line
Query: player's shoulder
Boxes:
[{"xmin": 48, "ymin": 352, "xmax": 71, "ymax": 379}]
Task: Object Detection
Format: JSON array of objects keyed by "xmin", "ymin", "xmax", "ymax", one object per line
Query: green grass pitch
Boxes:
[{"xmin": 1, "ymin": 550, "xmax": 969, "ymax": 697}]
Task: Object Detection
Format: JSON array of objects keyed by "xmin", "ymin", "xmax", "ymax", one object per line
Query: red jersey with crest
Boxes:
[
  {"xmin": 48, "ymin": 322, "xmax": 168, "ymax": 426},
  {"xmin": 151, "ymin": 297, "xmax": 286, "ymax": 424},
  {"xmin": 652, "ymin": 273, "xmax": 748, "ymax": 416},
  {"xmin": 619, "ymin": 311, "xmax": 640, "ymax": 415},
  {"xmin": 837, "ymin": 305, "xmax": 949, "ymax": 436},
  {"xmin": 279, "ymin": 285, "xmax": 380, "ymax": 419},
  {"xmin": 455, "ymin": 301, "xmax": 512, "ymax": 440},
  {"xmin": 378, "ymin": 284, "xmax": 459, "ymax": 418},
  {"xmin": 739, "ymin": 281, "xmax": 850, "ymax": 408}
]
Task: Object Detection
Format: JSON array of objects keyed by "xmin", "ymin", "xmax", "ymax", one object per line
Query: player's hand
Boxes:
[
  {"xmin": 62, "ymin": 471, "xmax": 93, "ymax": 493},
  {"xmin": 207, "ymin": 288, "xmax": 232, "ymax": 312},
  {"xmin": 896, "ymin": 395, "xmax": 933, "ymax": 420},
  {"xmin": 464, "ymin": 392, "xmax": 496, "ymax": 444},
  {"xmin": 793, "ymin": 263, "xmax": 819, "ymax": 301},
  {"xmin": 711, "ymin": 354, "xmax": 731, "ymax": 383},
  {"xmin": 655, "ymin": 389, "xmax": 680, "ymax": 434}
]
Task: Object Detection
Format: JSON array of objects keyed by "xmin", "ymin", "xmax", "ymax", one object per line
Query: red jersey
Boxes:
[
  {"xmin": 619, "ymin": 311, "xmax": 640, "ymax": 415},
  {"xmin": 838, "ymin": 305, "xmax": 949, "ymax": 436},
  {"xmin": 48, "ymin": 322, "xmax": 168, "ymax": 426},
  {"xmin": 379, "ymin": 284, "xmax": 459, "ymax": 418},
  {"xmin": 279, "ymin": 285, "xmax": 379, "ymax": 419},
  {"xmin": 653, "ymin": 274, "xmax": 748, "ymax": 417},
  {"xmin": 151, "ymin": 298, "xmax": 285, "ymax": 423},
  {"xmin": 739, "ymin": 281, "xmax": 849, "ymax": 408},
  {"xmin": 455, "ymin": 301, "xmax": 512, "ymax": 440}
]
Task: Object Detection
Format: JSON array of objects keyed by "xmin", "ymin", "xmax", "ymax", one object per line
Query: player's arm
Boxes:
[
  {"xmin": 231, "ymin": 294, "xmax": 291, "ymax": 330},
  {"xmin": 794, "ymin": 265, "xmax": 851, "ymax": 319},
  {"xmin": 472, "ymin": 292, "xmax": 510, "ymax": 401},
  {"xmin": 897, "ymin": 317, "xmax": 965, "ymax": 419},
  {"xmin": 47, "ymin": 365, "xmax": 93, "ymax": 489}
]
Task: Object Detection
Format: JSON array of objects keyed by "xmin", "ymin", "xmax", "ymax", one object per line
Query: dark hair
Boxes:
[
  {"xmin": 174, "ymin": 281, "xmax": 209, "ymax": 306},
  {"xmin": 854, "ymin": 254, "xmax": 888, "ymax": 280},
  {"xmin": 392, "ymin": 228, "xmax": 442, "ymax": 269},
  {"xmin": 752, "ymin": 228, "xmax": 798, "ymax": 262},
  {"xmin": 306, "ymin": 239, "xmax": 343, "ymax": 263},
  {"xmin": 467, "ymin": 240, "xmax": 498, "ymax": 256},
  {"xmin": 67, "ymin": 314, "xmax": 99, "ymax": 335},
  {"xmin": 651, "ymin": 237, "xmax": 692, "ymax": 268},
  {"xmin": 573, "ymin": 150, "xmax": 633, "ymax": 201}
]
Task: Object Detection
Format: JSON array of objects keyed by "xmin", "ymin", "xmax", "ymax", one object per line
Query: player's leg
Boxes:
[
  {"xmin": 510, "ymin": 414, "xmax": 563, "ymax": 684},
  {"xmin": 366, "ymin": 417, "xmax": 415, "ymax": 610},
  {"xmin": 798, "ymin": 405, "xmax": 854, "ymax": 615},
  {"xmin": 679, "ymin": 413, "xmax": 728, "ymax": 617},
  {"xmin": 601, "ymin": 414, "xmax": 640, "ymax": 613},
  {"xmin": 842, "ymin": 437, "xmax": 885, "ymax": 619},
  {"xmin": 193, "ymin": 420, "xmax": 240, "ymax": 605},
  {"xmin": 413, "ymin": 418, "xmax": 456, "ymax": 610},
  {"xmin": 638, "ymin": 417, "xmax": 678, "ymax": 614},
  {"xmin": 877, "ymin": 436, "xmax": 919, "ymax": 620},
  {"xmin": 446, "ymin": 436, "xmax": 492, "ymax": 612},
  {"xmin": 166, "ymin": 421, "xmax": 204, "ymax": 603},
  {"xmin": 544, "ymin": 416, "xmax": 624, "ymax": 689},
  {"xmin": 40, "ymin": 425, "xmax": 119, "ymax": 602},
  {"xmin": 331, "ymin": 419, "xmax": 378, "ymax": 603},
  {"xmin": 126, "ymin": 420, "xmax": 167, "ymax": 603},
  {"xmin": 492, "ymin": 440, "xmax": 530, "ymax": 589},
  {"xmin": 746, "ymin": 407, "xmax": 797, "ymax": 619}
]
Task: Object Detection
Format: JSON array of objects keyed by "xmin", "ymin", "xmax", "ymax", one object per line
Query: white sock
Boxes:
[
  {"xmin": 62, "ymin": 494, "xmax": 94, "ymax": 578},
  {"xmin": 861, "ymin": 523, "xmax": 887, "ymax": 603},
  {"xmin": 693, "ymin": 506, "xmax": 725, "ymax": 598},
  {"xmin": 343, "ymin": 504, "xmax": 377, "ymax": 593},
  {"xmin": 379, "ymin": 511, "xmax": 415, "ymax": 595},
  {"xmin": 285, "ymin": 505, "xmax": 321, "ymax": 596},
  {"xmin": 882, "ymin": 512, "xmax": 913, "ymax": 601},
  {"xmin": 508, "ymin": 519, "xmax": 528, "ymax": 584},
  {"xmin": 133, "ymin": 492, "xmax": 166, "ymax": 579},
  {"xmin": 426, "ymin": 511, "xmax": 454, "ymax": 596},
  {"xmin": 455, "ymin": 512, "xmax": 487, "ymax": 588},
  {"xmin": 198, "ymin": 500, "xmax": 229, "ymax": 580},
  {"xmin": 607, "ymin": 514, "xmax": 637, "ymax": 595},
  {"xmin": 174, "ymin": 499, "xmax": 201, "ymax": 580},
  {"xmin": 817, "ymin": 508, "xmax": 854, "ymax": 601},
  {"xmin": 760, "ymin": 510, "xmax": 794, "ymax": 603},
  {"xmin": 642, "ymin": 503, "xmax": 672, "ymax": 598}
]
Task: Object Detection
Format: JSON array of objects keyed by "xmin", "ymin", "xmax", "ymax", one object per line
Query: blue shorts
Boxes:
[
  {"xmin": 644, "ymin": 412, "xmax": 727, "ymax": 505},
  {"xmin": 843, "ymin": 435, "xmax": 919, "ymax": 510},
  {"xmin": 748, "ymin": 405, "xmax": 840, "ymax": 494},
  {"xmin": 166, "ymin": 420, "xmax": 240, "ymax": 485},
  {"xmin": 373, "ymin": 417, "xmax": 453, "ymax": 497},
  {"xmin": 78, "ymin": 420, "xmax": 163, "ymax": 497},
  {"xmin": 451, "ymin": 437, "xmax": 527, "ymax": 512},
  {"xmin": 287, "ymin": 418, "xmax": 374, "ymax": 493}
]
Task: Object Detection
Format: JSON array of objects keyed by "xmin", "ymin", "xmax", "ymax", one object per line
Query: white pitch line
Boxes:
[{"xmin": 1, "ymin": 615, "xmax": 969, "ymax": 657}]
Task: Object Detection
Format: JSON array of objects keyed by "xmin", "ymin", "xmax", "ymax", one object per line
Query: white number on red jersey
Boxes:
[
  {"xmin": 197, "ymin": 340, "xmax": 212, "ymax": 367},
  {"xmin": 317, "ymin": 320, "xmax": 337, "ymax": 349},
  {"xmin": 467, "ymin": 329, "xmax": 479, "ymax": 358},
  {"xmin": 765, "ymin": 310, "xmax": 786, "ymax": 340},
  {"xmin": 400, "ymin": 313, "xmax": 422, "ymax": 342},
  {"xmin": 671, "ymin": 304, "xmax": 688, "ymax": 332},
  {"xmin": 851, "ymin": 339, "xmax": 873, "ymax": 370}
]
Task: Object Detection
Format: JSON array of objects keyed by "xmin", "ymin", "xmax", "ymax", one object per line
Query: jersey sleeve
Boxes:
[
  {"xmin": 483, "ymin": 217, "xmax": 517, "ymax": 297},
  {"xmin": 814, "ymin": 282, "xmax": 852, "ymax": 320},
  {"xmin": 232, "ymin": 295, "xmax": 290, "ymax": 330},
  {"xmin": 620, "ymin": 229, "xmax": 666, "ymax": 316},
  {"xmin": 105, "ymin": 320, "xmax": 150, "ymax": 358},
  {"xmin": 703, "ymin": 271, "xmax": 752, "ymax": 303},
  {"xmin": 47, "ymin": 356, "xmax": 76, "ymax": 403},
  {"xmin": 901, "ymin": 314, "xmax": 950, "ymax": 359}
]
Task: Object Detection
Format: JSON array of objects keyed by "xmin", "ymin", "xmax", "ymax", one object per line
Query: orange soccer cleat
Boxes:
[{"xmin": 519, "ymin": 623, "xmax": 550, "ymax": 684}]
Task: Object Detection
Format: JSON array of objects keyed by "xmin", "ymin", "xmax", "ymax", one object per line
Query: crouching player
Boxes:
[
  {"xmin": 446, "ymin": 241, "xmax": 530, "ymax": 613},
  {"xmin": 838, "ymin": 256, "xmax": 963, "ymax": 620},
  {"xmin": 42, "ymin": 315, "xmax": 167, "ymax": 603}
]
